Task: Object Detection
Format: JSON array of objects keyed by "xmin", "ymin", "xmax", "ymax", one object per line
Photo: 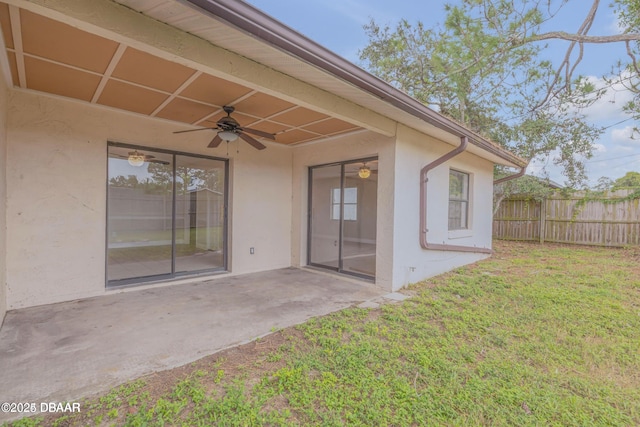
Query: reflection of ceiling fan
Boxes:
[
  {"xmin": 111, "ymin": 150, "xmax": 170, "ymax": 167},
  {"xmin": 173, "ymin": 105, "xmax": 275, "ymax": 150},
  {"xmin": 346, "ymin": 162, "xmax": 378, "ymax": 179}
]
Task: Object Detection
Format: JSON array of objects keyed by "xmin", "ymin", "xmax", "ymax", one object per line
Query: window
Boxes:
[
  {"xmin": 448, "ymin": 170, "xmax": 469, "ymax": 230},
  {"xmin": 331, "ymin": 187, "xmax": 357, "ymax": 221},
  {"xmin": 106, "ymin": 143, "xmax": 228, "ymax": 287}
]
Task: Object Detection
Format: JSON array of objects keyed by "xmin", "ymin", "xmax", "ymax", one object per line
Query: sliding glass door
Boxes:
[
  {"xmin": 107, "ymin": 143, "xmax": 227, "ymax": 287},
  {"xmin": 174, "ymin": 155, "xmax": 226, "ymax": 274},
  {"xmin": 308, "ymin": 158, "xmax": 378, "ymax": 279},
  {"xmin": 309, "ymin": 164, "xmax": 342, "ymax": 269}
]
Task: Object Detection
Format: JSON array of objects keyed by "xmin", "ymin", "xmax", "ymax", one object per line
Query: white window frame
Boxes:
[
  {"xmin": 330, "ymin": 187, "xmax": 357, "ymax": 221},
  {"xmin": 448, "ymin": 169, "xmax": 470, "ymax": 231}
]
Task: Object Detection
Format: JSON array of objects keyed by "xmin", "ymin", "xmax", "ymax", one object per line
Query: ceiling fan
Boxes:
[
  {"xmin": 111, "ymin": 150, "xmax": 170, "ymax": 167},
  {"xmin": 346, "ymin": 162, "xmax": 378, "ymax": 179},
  {"xmin": 173, "ymin": 106, "xmax": 275, "ymax": 150}
]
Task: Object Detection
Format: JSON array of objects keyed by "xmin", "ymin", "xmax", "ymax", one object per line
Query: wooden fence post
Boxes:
[{"xmin": 539, "ymin": 198, "xmax": 546, "ymax": 244}]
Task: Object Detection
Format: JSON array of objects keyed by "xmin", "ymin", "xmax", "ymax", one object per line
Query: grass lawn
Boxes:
[{"xmin": 8, "ymin": 241, "xmax": 640, "ymax": 426}]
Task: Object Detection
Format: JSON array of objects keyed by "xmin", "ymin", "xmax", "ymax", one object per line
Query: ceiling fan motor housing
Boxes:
[{"xmin": 217, "ymin": 115, "xmax": 240, "ymax": 131}]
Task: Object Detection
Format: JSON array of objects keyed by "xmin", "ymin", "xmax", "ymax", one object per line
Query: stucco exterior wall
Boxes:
[
  {"xmin": 0, "ymin": 65, "xmax": 7, "ymax": 324},
  {"xmin": 291, "ymin": 131, "xmax": 396, "ymax": 290},
  {"xmin": 6, "ymin": 90, "xmax": 292, "ymax": 309},
  {"xmin": 391, "ymin": 124, "xmax": 493, "ymax": 289}
]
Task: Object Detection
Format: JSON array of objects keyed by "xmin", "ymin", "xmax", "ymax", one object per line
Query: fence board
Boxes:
[{"xmin": 493, "ymin": 190, "xmax": 640, "ymax": 247}]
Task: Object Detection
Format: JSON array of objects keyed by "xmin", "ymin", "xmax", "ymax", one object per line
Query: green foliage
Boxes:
[
  {"xmin": 493, "ymin": 173, "xmax": 558, "ymax": 214},
  {"xmin": 109, "ymin": 163, "xmax": 224, "ymax": 195},
  {"xmin": 612, "ymin": 0, "xmax": 640, "ymax": 125},
  {"xmin": 593, "ymin": 176, "xmax": 615, "ymax": 191},
  {"xmin": 2, "ymin": 418, "xmax": 43, "ymax": 427},
  {"xmin": 572, "ymin": 187, "xmax": 640, "ymax": 219},
  {"xmin": 592, "ymin": 171, "xmax": 640, "ymax": 192},
  {"xmin": 612, "ymin": 171, "xmax": 640, "ymax": 189},
  {"xmin": 361, "ymin": 1, "xmax": 640, "ymax": 186}
]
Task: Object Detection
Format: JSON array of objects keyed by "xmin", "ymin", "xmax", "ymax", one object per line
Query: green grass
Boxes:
[{"xmin": 6, "ymin": 241, "xmax": 640, "ymax": 426}]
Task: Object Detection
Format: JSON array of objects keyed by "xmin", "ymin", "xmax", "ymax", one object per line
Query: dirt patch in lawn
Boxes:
[{"xmin": 38, "ymin": 328, "xmax": 302, "ymax": 426}]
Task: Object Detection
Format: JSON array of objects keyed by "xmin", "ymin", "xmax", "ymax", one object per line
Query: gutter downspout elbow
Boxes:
[
  {"xmin": 419, "ymin": 136, "xmax": 492, "ymax": 254},
  {"xmin": 493, "ymin": 167, "xmax": 526, "ymax": 185}
]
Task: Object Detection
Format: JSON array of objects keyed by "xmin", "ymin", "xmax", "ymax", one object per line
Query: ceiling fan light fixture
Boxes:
[
  {"xmin": 127, "ymin": 151, "xmax": 145, "ymax": 167},
  {"xmin": 218, "ymin": 130, "xmax": 239, "ymax": 142},
  {"xmin": 358, "ymin": 165, "xmax": 371, "ymax": 179}
]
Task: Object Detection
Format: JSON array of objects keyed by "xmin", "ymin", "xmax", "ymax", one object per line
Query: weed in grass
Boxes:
[
  {"xmin": 3, "ymin": 418, "xmax": 43, "ymax": 427},
  {"xmin": 213, "ymin": 369, "xmax": 225, "ymax": 384},
  {"xmin": 266, "ymin": 352, "xmax": 283, "ymax": 363}
]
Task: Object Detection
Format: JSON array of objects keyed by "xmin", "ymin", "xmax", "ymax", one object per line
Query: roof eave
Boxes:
[{"xmin": 180, "ymin": 0, "xmax": 528, "ymax": 168}]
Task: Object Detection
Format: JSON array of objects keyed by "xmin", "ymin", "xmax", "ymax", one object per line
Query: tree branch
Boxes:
[
  {"xmin": 528, "ymin": 32, "xmax": 640, "ymax": 43},
  {"xmin": 626, "ymin": 41, "xmax": 640, "ymax": 76}
]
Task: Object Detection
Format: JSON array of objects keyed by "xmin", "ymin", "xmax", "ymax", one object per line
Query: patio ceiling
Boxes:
[{"xmin": 0, "ymin": 2, "xmax": 363, "ymax": 146}]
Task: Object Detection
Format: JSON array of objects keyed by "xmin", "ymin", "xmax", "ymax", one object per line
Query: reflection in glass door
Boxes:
[
  {"xmin": 107, "ymin": 144, "xmax": 227, "ymax": 286},
  {"xmin": 107, "ymin": 149, "xmax": 173, "ymax": 282},
  {"xmin": 174, "ymin": 155, "xmax": 226, "ymax": 274},
  {"xmin": 341, "ymin": 160, "xmax": 377, "ymax": 277},
  {"xmin": 308, "ymin": 158, "xmax": 378, "ymax": 279},
  {"xmin": 309, "ymin": 165, "xmax": 342, "ymax": 269}
]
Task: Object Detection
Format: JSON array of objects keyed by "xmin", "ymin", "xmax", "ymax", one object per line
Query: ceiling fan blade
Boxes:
[
  {"xmin": 208, "ymin": 134, "xmax": 223, "ymax": 148},
  {"xmin": 239, "ymin": 132, "xmax": 266, "ymax": 150},
  {"xmin": 173, "ymin": 127, "xmax": 217, "ymax": 134},
  {"xmin": 240, "ymin": 127, "xmax": 276, "ymax": 140}
]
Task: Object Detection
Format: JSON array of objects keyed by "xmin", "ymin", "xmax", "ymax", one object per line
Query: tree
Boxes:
[
  {"xmin": 360, "ymin": 1, "xmax": 603, "ymax": 191},
  {"xmin": 109, "ymin": 164, "xmax": 223, "ymax": 195},
  {"xmin": 593, "ymin": 176, "xmax": 614, "ymax": 191},
  {"xmin": 434, "ymin": 0, "xmax": 640, "ymax": 123},
  {"xmin": 612, "ymin": 171, "xmax": 640, "ymax": 189},
  {"xmin": 493, "ymin": 174, "xmax": 558, "ymax": 215},
  {"xmin": 359, "ymin": 0, "xmax": 640, "ymax": 211},
  {"xmin": 109, "ymin": 174, "xmax": 141, "ymax": 188},
  {"xmin": 147, "ymin": 163, "xmax": 224, "ymax": 195}
]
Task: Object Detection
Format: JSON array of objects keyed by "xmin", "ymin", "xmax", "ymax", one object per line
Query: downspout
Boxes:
[
  {"xmin": 494, "ymin": 167, "xmax": 526, "ymax": 185},
  {"xmin": 420, "ymin": 136, "xmax": 492, "ymax": 254},
  {"xmin": 492, "ymin": 165, "xmax": 527, "ymax": 218}
]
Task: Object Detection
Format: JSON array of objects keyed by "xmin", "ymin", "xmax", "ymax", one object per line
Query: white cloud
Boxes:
[
  {"xmin": 611, "ymin": 126, "xmax": 637, "ymax": 145},
  {"xmin": 574, "ymin": 74, "xmax": 634, "ymax": 123},
  {"xmin": 526, "ymin": 148, "xmax": 564, "ymax": 182},
  {"xmin": 593, "ymin": 143, "xmax": 607, "ymax": 153}
]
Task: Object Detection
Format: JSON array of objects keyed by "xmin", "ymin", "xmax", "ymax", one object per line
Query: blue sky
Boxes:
[{"xmin": 244, "ymin": 0, "xmax": 640, "ymax": 186}]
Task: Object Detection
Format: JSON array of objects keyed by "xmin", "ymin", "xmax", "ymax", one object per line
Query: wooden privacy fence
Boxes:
[{"xmin": 493, "ymin": 190, "xmax": 640, "ymax": 247}]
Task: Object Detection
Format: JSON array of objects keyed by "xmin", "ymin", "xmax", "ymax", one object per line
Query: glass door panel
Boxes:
[
  {"xmin": 107, "ymin": 144, "xmax": 228, "ymax": 287},
  {"xmin": 341, "ymin": 160, "xmax": 377, "ymax": 277},
  {"xmin": 308, "ymin": 158, "xmax": 378, "ymax": 279},
  {"xmin": 174, "ymin": 155, "xmax": 226, "ymax": 273},
  {"xmin": 309, "ymin": 165, "xmax": 342, "ymax": 269},
  {"xmin": 107, "ymin": 147, "xmax": 173, "ymax": 281}
]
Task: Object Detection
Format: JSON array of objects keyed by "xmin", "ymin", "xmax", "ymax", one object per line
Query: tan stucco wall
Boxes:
[
  {"xmin": 4, "ymin": 92, "xmax": 502, "ymax": 308},
  {"xmin": 291, "ymin": 126, "xmax": 497, "ymax": 292},
  {"xmin": 391, "ymin": 124, "xmax": 493, "ymax": 289},
  {"xmin": 6, "ymin": 90, "xmax": 292, "ymax": 309},
  {"xmin": 0, "ymin": 63, "xmax": 8, "ymax": 324},
  {"xmin": 291, "ymin": 131, "xmax": 396, "ymax": 290}
]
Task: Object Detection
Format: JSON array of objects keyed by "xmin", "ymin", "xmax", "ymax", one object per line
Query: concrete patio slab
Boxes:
[
  {"xmin": 383, "ymin": 292, "xmax": 410, "ymax": 301},
  {"xmin": 0, "ymin": 268, "xmax": 385, "ymax": 422}
]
